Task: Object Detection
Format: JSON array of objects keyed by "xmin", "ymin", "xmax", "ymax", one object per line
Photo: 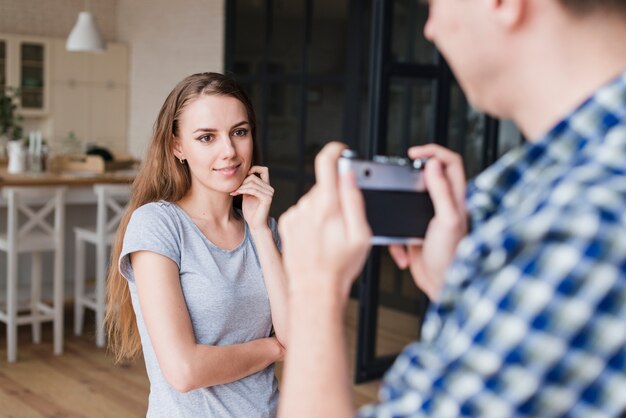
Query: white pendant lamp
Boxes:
[{"xmin": 66, "ymin": 3, "xmax": 106, "ymax": 52}]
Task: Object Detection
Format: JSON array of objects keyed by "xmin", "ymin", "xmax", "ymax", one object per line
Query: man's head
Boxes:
[
  {"xmin": 424, "ymin": 0, "xmax": 626, "ymax": 137},
  {"xmin": 558, "ymin": 0, "xmax": 626, "ymax": 16}
]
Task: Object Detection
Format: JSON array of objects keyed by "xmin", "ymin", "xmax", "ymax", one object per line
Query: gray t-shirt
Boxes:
[{"xmin": 119, "ymin": 201, "xmax": 280, "ymax": 418}]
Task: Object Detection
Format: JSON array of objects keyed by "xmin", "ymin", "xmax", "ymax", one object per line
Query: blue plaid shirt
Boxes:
[{"xmin": 359, "ymin": 70, "xmax": 626, "ymax": 417}]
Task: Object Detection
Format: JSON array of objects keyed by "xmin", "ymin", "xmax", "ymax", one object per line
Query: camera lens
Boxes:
[{"xmin": 363, "ymin": 168, "xmax": 371, "ymax": 177}]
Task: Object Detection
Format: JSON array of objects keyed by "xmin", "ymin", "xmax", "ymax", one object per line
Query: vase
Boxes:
[{"xmin": 7, "ymin": 140, "xmax": 26, "ymax": 174}]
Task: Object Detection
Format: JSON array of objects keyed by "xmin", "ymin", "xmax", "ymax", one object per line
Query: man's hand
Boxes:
[
  {"xmin": 389, "ymin": 144, "xmax": 468, "ymax": 301},
  {"xmin": 277, "ymin": 142, "xmax": 367, "ymax": 418},
  {"xmin": 278, "ymin": 142, "xmax": 372, "ymax": 300}
]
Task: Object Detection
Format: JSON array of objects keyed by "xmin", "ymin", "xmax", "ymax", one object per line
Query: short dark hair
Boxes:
[{"xmin": 558, "ymin": 0, "xmax": 626, "ymax": 16}]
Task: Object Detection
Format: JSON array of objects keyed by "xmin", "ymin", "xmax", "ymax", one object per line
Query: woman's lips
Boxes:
[{"xmin": 214, "ymin": 163, "xmax": 241, "ymax": 177}]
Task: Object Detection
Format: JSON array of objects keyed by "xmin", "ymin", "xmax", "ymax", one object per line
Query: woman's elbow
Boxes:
[{"xmin": 163, "ymin": 360, "xmax": 196, "ymax": 393}]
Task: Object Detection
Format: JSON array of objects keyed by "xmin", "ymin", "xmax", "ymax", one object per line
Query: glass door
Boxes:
[
  {"xmin": 226, "ymin": 0, "xmax": 524, "ymax": 384},
  {"xmin": 355, "ymin": 0, "xmax": 523, "ymax": 382}
]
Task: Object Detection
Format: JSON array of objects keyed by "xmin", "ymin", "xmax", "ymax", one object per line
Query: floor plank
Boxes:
[{"xmin": 0, "ymin": 300, "xmax": 421, "ymax": 416}]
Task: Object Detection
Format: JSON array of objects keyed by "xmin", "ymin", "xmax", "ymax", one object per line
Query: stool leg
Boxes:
[
  {"xmin": 74, "ymin": 235, "xmax": 86, "ymax": 336},
  {"xmin": 53, "ymin": 241, "xmax": 64, "ymax": 356},
  {"xmin": 95, "ymin": 241, "xmax": 107, "ymax": 348},
  {"xmin": 31, "ymin": 252, "xmax": 42, "ymax": 344},
  {"xmin": 7, "ymin": 249, "xmax": 18, "ymax": 363}
]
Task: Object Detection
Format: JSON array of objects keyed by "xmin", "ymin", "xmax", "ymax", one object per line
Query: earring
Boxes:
[{"xmin": 179, "ymin": 158, "xmax": 185, "ymax": 164}]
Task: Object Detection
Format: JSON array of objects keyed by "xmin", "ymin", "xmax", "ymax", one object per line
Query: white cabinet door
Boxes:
[
  {"xmin": 92, "ymin": 43, "xmax": 128, "ymax": 85},
  {"xmin": 50, "ymin": 81, "xmax": 90, "ymax": 146},
  {"xmin": 0, "ymin": 33, "xmax": 50, "ymax": 116},
  {"xmin": 0, "ymin": 35, "xmax": 9, "ymax": 91},
  {"xmin": 51, "ymin": 39, "xmax": 90, "ymax": 84},
  {"xmin": 91, "ymin": 83, "xmax": 128, "ymax": 149},
  {"xmin": 50, "ymin": 39, "xmax": 128, "ymax": 153}
]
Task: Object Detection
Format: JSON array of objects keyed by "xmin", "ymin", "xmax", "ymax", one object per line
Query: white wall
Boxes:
[
  {"xmin": 0, "ymin": 0, "xmax": 118, "ymax": 40},
  {"xmin": 0, "ymin": 0, "xmax": 225, "ymax": 158},
  {"xmin": 117, "ymin": 0, "xmax": 225, "ymax": 159},
  {"xmin": 0, "ymin": 0, "xmax": 225, "ymax": 299}
]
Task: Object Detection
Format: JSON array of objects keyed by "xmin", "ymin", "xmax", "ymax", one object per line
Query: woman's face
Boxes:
[{"xmin": 173, "ymin": 94, "xmax": 253, "ymax": 195}]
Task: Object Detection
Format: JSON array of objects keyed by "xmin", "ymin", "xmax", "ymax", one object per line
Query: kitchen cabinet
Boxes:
[
  {"xmin": 1, "ymin": 34, "xmax": 129, "ymax": 155},
  {"xmin": 0, "ymin": 33, "xmax": 50, "ymax": 116},
  {"xmin": 50, "ymin": 40, "xmax": 128, "ymax": 153}
]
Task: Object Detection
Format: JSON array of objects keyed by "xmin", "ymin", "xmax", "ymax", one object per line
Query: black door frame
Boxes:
[{"xmin": 224, "ymin": 0, "xmax": 503, "ymax": 385}]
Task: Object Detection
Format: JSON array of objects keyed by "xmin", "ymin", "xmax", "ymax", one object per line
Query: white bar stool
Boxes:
[
  {"xmin": 74, "ymin": 184, "xmax": 131, "ymax": 347},
  {"xmin": 0, "ymin": 186, "xmax": 67, "ymax": 363}
]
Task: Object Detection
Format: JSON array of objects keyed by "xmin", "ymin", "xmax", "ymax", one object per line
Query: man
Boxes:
[{"xmin": 277, "ymin": 0, "xmax": 626, "ymax": 417}]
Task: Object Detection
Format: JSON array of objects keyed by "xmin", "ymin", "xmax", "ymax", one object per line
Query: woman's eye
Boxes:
[
  {"xmin": 198, "ymin": 134, "xmax": 213, "ymax": 143},
  {"xmin": 232, "ymin": 128, "xmax": 248, "ymax": 137}
]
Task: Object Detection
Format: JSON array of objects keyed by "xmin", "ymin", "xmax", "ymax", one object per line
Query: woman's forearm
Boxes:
[
  {"xmin": 165, "ymin": 337, "xmax": 282, "ymax": 393},
  {"xmin": 250, "ymin": 227, "xmax": 289, "ymax": 345}
]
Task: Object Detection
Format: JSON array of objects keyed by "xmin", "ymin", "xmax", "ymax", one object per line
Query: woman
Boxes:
[{"xmin": 105, "ymin": 72, "xmax": 288, "ymax": 417}]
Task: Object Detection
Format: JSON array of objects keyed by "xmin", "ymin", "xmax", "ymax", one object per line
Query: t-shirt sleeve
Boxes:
[
  {"xmin": 119, "ymin": 203, "xmax": 181, "ymax": 283},
  {"xmin": 268, "ymin": 216, "xmax": 282, "ymax": 252}
]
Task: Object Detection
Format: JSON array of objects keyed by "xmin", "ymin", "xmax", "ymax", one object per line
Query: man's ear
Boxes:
[{"xmin": 489, "ymin": 0, "xmax": 526, "ymax": 29}]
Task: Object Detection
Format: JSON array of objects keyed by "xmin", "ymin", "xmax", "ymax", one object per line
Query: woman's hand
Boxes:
[
  {"xmin": 231, "ymin": 166, "xmax": 274, "ymax": 231},
  {"xmin": 270, "ymin": 336, "xmax": 286, "ymax": 363},
  {"xmin": 388, "ymin": 144, "xmax": 468, "ymax": 301}
]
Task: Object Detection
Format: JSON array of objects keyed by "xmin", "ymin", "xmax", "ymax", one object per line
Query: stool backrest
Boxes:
[
  {"xmin": 2, "ymin": 187, "xmax": 67, "ymax": 246},
  {"xmin": 93, "ymin": 184, "xmax": 132, "ymax": 238}
]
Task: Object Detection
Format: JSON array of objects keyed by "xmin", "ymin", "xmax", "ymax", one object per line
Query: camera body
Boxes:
[{"xmin": 338, "ymin": 149, "xmax": 434, "ymax": 245}]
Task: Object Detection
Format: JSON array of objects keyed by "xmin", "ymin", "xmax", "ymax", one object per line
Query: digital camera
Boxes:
[{"xmin": 338, "ymin": 149, "xmax": 434, "ymax": 245}]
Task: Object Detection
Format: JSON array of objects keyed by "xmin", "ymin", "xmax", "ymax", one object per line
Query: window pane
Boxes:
[
  {"xmin": 305, "ymin": 84, "xmax": 344, "ymax": 173},
  {"xmin": 266, "ymin": 83, "xmax": 300, "ymax": 171},
  {"xmin": 20, "ymin": 43, "xmax": 44, "ymax": 109},
  {"xmin": 270, "ymin": 0, "xmax": 305, "ymax": 74},
  {"xmin": 310, "ymin": 0, "xmax": 348, "ymax": 75},
  {"xmin": 391, "ymin": 0, "xmax": 436, "ymax": 65},
  {"xmin": 448, "ymin": 82, "xmax": 486, "ymax": 178},
  {"xmin": 270, "ymin": 177, "xmax": 298, "ymax": 218},
  {"xmin": 233, "ymin": 0, "xmax": 265, "ymax": 76},
  {"xmin": 385, "ymin": 78, "xmax": 436, "ymax": 156},
  {"xmin": 376, "ymin": 249, "xmax": 425, "ymax": 357},
  {"xmin": 498, "ymin": 119, "xmax": 522, "ymax": 156}
]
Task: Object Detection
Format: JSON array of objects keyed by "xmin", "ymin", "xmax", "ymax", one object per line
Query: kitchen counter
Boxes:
[
  {"xmin": 0, "ymin": 167, "xmax": 137, "ymax": 206},
  {"xmin": 0, "ymin": 168, "xmax": 136, "ymax": 187}
]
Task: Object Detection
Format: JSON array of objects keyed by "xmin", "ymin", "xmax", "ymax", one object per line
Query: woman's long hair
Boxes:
[{"xmin": 105, "ymin": 72, "xmax": 260, "ymax": 362}]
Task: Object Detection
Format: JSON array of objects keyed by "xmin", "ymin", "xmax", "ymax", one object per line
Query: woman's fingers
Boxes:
[
  {"xmin": 231, "ymin": 183, "xmax": 274, "ymax": 200},
  {"xmin": 248, "ymin": 165, "xmax": 270, "ymax": 184},
  {"xmin": 240, "ymin": 173, "xmax": 274, "ymax": 193}
]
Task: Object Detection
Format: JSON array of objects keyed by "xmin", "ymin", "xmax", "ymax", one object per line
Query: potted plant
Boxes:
[{"xmin": 0, "ymin": 87, "xmax": 26, "ymax": 173}]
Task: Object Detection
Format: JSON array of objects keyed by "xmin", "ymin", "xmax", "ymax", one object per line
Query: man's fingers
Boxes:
[
  {"xmin": 338, "ymin": 171, "xmax": 371, "ymax": 242},
  {"xmin": 314, "ymin": 142, "xmax": 347, "ymax": 191},
  {"xmin": 408, "ymin": 145, "xmax": 466, "ymax": 209},
  {"xmin": 388, "ymin": 245, "xmax": 409, "ymax": 269},
  {"xmin": 424, "ymin": 159, "xmax": 459, "ymax": 220}
]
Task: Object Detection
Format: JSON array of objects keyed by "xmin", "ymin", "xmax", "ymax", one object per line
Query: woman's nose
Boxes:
[{"xmin": 219, "ymin": 135, "xmax": 236, "ymax": 158}]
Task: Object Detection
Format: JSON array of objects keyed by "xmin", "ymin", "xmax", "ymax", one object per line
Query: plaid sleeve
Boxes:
[{"xmin": 358, "ymin": 187, "xmax": 626, "ymax": 417}]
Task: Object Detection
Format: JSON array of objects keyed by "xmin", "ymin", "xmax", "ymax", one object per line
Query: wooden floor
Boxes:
[{"xmin": 0, "ymin": 300, "xmax": 420, "ymax": 417}]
